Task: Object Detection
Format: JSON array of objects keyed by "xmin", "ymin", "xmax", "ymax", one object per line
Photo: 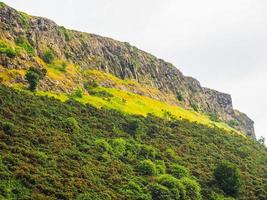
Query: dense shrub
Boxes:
[
  {"xmin": 138, "ymin": 160, "xmax": 158, "ymax": 176},
  {"xmin": 214, "ymin": 161, "xmax": 241, "ymax": 197},
  {"xmin": 0, "ymin": 85, "xmax": 265, "ymax": 199},
  {"xmin": 127, "ymin": 118, "xmax": 145, "ymax": 137},
  {"xmin": 15, "ymin": 38, "xmax": 34, "ymax": 54},
  {"xmin": 42, "ymin": 49, "xmax": 55, "ymax": 63},
  {"xmin": 140, "ymin": 144, "xmax": 157, "ymax": 159},
  {"xmin": 167, "ymin": 163, "xmax": 190, "ymax": 179},
  {"xmin": 110, "ymin": 138, "xmax": 126, "ymax": 157},
  {"xmin": 0, "ymin": 40, "xmax": 16, "ymax": 58},
  {"xmin": 157, "ymin": 174, "xmax": 185, "ymax": 200},
  {"xmin": 148, "ymin": 183, "xmax": 172, "ymax": 200},
  {"xmin": 65, "ymin": 117, "xmax": 80, "ymax": 134},
  {"xmin": 72, "ymin": 88, "xmax": 83, "ymax": 98},
  {"xmin": 180, "ymin": 177, "xmax": 202, "ymax": 200},
  {"xmin": 25, "ymin": 70, "xmax": 40, "ymax": 91},
  {"xmin": 176, "ymin": 92, "xmax": 184, "ymax": 101},
  {"xmin": 2, "ymin": 121, "xmax": 15, "ymax": 135},
  {"xmin": 155, "ymin": 160, "xmax": 166, "ymax": 174},
  {"xmin": 94, "ymin": 139, "xmax": 113, "ymax": 153}
]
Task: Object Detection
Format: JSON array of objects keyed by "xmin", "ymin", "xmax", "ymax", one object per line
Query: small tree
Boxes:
[
  {"xmin": 138, "ymin": 159, "xmax": 158, "ymax": 176},
  {"xmin": 148, "ymin": 183, "xmax": 172, "ymax": 200},
  {"xmin": 25, "ymin": 70, "xmax": 39, "ymax": 91},
  {"xmin": 214, "ymin": 161, "xmax": 241, "ymax": 197},
  {"xmin": 42, "ymin": 49, "xmax": 54, "ymax": 64},
  {"xmin": 167, "ymin": 163, "xmax": 190, "ymax": 179},
  {"xmin": 180, "ymin": 177, "xmax": 202, "ymax": 200}
]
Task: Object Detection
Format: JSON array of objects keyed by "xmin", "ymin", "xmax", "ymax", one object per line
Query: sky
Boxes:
[{"xmin": 4, "ymin": 0, "xmax": 267, "ymax": 141}]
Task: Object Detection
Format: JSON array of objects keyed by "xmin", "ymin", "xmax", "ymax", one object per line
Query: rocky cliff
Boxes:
[{"xmin": 0, "ymin": 3, "xmax": 255, "ymax": 138}]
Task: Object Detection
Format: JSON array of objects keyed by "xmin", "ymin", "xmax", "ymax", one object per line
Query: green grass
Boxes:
[{"xmin": 37, "ymin": 86, "xmax": 241, "ymax": 136}]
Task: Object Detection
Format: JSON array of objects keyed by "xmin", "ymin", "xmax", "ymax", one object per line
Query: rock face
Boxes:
[{"xmin": 0, "ymin": 3, "xmax": 256, "ymax": 138}]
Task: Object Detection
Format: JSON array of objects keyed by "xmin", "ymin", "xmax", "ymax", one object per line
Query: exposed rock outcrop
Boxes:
[{"xmin": 0, "ymin": 3, "xmax": 255, "ymax": 138}]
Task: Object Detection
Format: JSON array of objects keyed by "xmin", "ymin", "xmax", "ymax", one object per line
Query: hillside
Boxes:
[
  {"xmin": 0, "ymin": 2, "xmax": 266, "ymax": 200},
  {"xmin": 0, "ymin": 85, "xmax": 266, "ymax": 200},
  {"xmin": 0, "ymin": 2, "xmax": 254, "ymax": 138}
]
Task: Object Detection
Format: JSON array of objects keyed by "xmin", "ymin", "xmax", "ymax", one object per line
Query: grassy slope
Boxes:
[
  {"xmin": 0, "ymin": 85, "xmax": 266, "ymax": 200},
  {"xmin": 35, "ymin": 69, "xmax": 241, "ymax": 136}
]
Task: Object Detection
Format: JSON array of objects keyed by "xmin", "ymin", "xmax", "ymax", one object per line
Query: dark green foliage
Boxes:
[
  {"xmin": 155, "ymin": 160, "xmax": 166, "ymax": 174},
  {"xmin": 148, "ymin": 183, "xmax": 172, "ymax": 200},
  {"xmin": 25, "ymin": 70, "xmax": 40, "ymax": 91},
  {"xmin": 42, "ymin": 49, "xmax": 55, "ymax": 64},
  {"xmin": 65, "ymin": 117, "xmax": 80, "ymax": 134},
  {"xmin": 0, "ymin": 85, "xmax": 266, "ymax": 199},
  {"xmin": 2, "ymin": 121, "xmax": 15, "ymax": 135},
  {"xmin": 28, "ymin": 67, "xmax": 47, "ymax": 79},
  {"xmin": 0, "ymin": 2, "xmax": 6, "ymax": 8},
  {"xmin": 191, "ymin": 103, "xmax": 199, "ymax": 112},
  {"xmin": 84, "ymin": 81, "xmax": 113, "ymax": 98},
  {"xmin": 227, "ymin": 120, "xmax": 239, "ymax": 128},
  {"xmin": 72, "ymin": 88, "xmax": 83, "ymax": 98},
  {"xmin": 19, "ymin": 12, "xmax": 30, "ymax": 28},
  {"xmin": 209, "ymin": 113, "xmax": 220, "ymax": 122},
  {"xmin": 127, "ymin": 118, "xmax": 145, "ymax": 137},
  {"xmin": 167, "ymin": 163, "xmax": 190, "ymax": 179},
  {"xmin": 157, "ymin": 174, "xmax": 185, "ymax": 200},
  {"xmin": 15, "ymin": 38, "xmax": 34, "ymax": 55},
  {"xmin": 0, "ymin": 41, "xmax": 16, "ymax": 58},
  {"xmin": 214, "ymin": 161, "xmax": 241, "ymax": 197},
  {"xmin": 59, "ymin": 26, "xmax": 71, "ymax": 41},
  {"xmin": 180, "ymin": 177, "xmax": 202, "ymax": 200},
  {"xmin": 176, "ymin": 92, "xmax": 184, "ymax": 101},
  {"xmin": 138, "ymin": 160, "xmax": 158, "ymax": 176}
]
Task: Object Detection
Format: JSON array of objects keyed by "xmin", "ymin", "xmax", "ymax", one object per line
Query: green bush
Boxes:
[
  {"xmin": 28, "ymin": 67, "xmax": 47, "ymax": 79},
  {"xmin": 180, "ymin": 177, "xmax": 202, "ymax": 200},
  {"xmin": 59, "ymin": 26, "xmax": 71, "ymax": 41},
  {"xmin": 110, "ymin": 138, "xmax": 126, "ymax": 157},
  {"xmin": 214, "ymin": 161, "xmax": 241, "ymax": 197},
  {"xmin": 15, "ymin": 38, "xmax": 34, "ymax": 55},
  {"xmin": 94, "ymin": 139, "xmax": 113, "ymax": 153},
  {"xmin": 0, "ymin": 46, "xmax": 16, "ymax": 59},
  {"xmin": 191, "ymin": 103, "xmax": 199, "ymax": 112},
  {"xmin": 209, "ymin": 113, "xmax": 220, "ymax": 122},
  {"xmin": 65, "ymin": 117, "xmax": 80, "ymax": 134},
  {"xmin": 157, "ymin": 174, "xmax": 185, "ymax": 200},
  {"xmin": 140, "ymin": 144, "xmax": 157, "ymax": 159},
  {"xmin": 148, "ymin": 183, "xmax": 172, "ymax": 200},
  {"xmin": 155, "ymin": 160, "xmax": 166, "ymax": 174},
  {"xmin": 42, "ymin": 49, "xmax": 55, "ymax": 64},
  {"xmin": 72, "ymin": 88, "xmax": 83, "ymax": 98},
  {"xmin": 0, "ymin": 40, "xmax": 16, "ymax": 58},
  {"xmin": 167, "ymin": 163, "xmax": 190, "ymax": 179},
  {"xmin": 138, "ymin": 159, "xmax": 158, "ymax": 176},
  {"xmin": 127, "ymin": 118, "xmax": 145, "ymax": 137},
  {"xmin": 121, "ymin": 181, "xmax": 150, "ymax": 199},
  {"xmin": 176, "ymin": 92, "xmax": 184, "ymax": 101},
  {"xmin": 2, "ymin": 121, "xmax": 16, "ymax": 135},
  {"xmin": 25, "ymin": 70, "xmax": 40, "ymax": 91}
]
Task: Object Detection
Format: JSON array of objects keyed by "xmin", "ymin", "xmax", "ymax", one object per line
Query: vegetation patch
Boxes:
[
  {"xmin": 0, "ymin": 2, "xmax": 5, "ymax": 9},
  {"xmin": 19, "ymin": 11, "xmax": 30, "ymax": 28},
  {"xmin": 0, "ymin": 85, "xmax": 265, "ymax": 199},
  {"xmin": 0, "ymin": 40, "xmax": 16, "ymax": 58},
  {"xmin": 42, "ymin": 49, "xmax": 55, "ymax": 64},
  {"xmin": 59, "ymin": 26, "xmax": 72, "ymax": 41},
  {"xmin": 15, "ymin": 38, "xmax": 34, "ymax": 55}
]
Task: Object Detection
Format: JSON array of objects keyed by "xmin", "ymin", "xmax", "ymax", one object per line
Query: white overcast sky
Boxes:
[{"xmin": 4, "ymin": 0, "xmax": 267, "ymax": 140}]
